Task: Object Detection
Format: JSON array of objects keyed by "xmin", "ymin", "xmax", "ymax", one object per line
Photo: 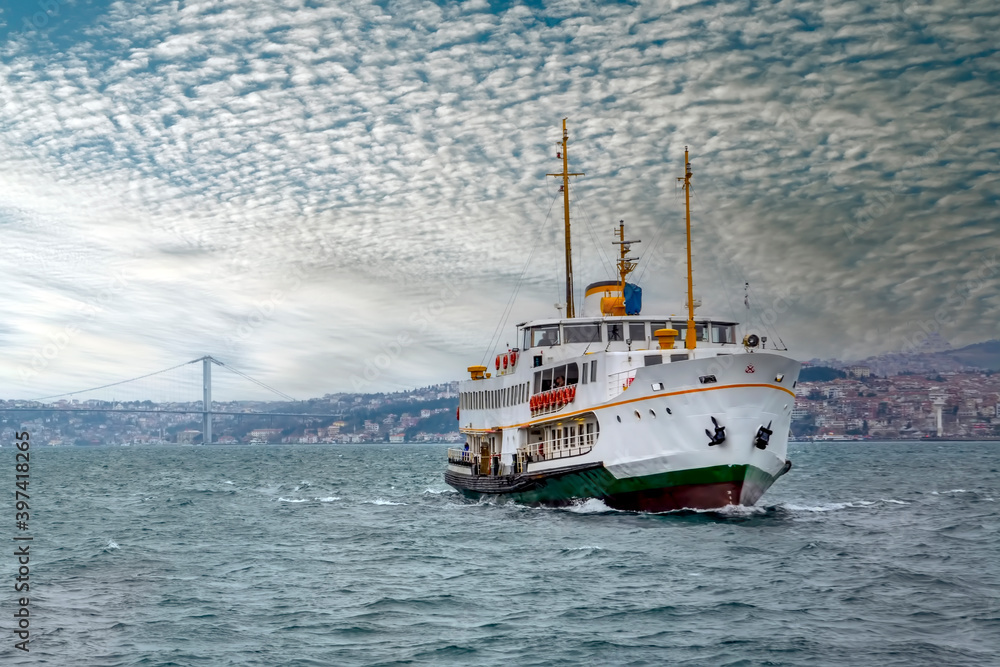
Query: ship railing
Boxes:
[
  {"xmin": 529, "ymin": 385, "xmax": 577, "ymax": 417},
  {"xmin": 518, "ymin": 438, "xmax": 593, "ymax": 465},
  {"xmin": 447, "ymin": 448, "xmax": 474, "ymax": 465},
  {"xmin": 608, "ymin": 369, "xmax": 637, "ymax": 399}
]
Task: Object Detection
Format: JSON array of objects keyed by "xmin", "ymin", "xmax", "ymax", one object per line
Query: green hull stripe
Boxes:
[{"xmin": 505, "ymin": 464, "xmax": 777, "ymax": 504}]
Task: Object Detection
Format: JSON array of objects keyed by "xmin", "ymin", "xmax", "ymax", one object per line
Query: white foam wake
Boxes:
[
  {"xmin": 567, "ymin": 498, "xmax": 618, "ymax": 514},
  {"xmin": 367, "ymin": 498, "xmax": 407, "ymax": 506}
]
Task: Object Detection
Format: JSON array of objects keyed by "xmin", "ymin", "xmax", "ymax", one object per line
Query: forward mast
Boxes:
[{"xmin": 547, "ymin": 118, "xmax": 584, "ymax": 319}]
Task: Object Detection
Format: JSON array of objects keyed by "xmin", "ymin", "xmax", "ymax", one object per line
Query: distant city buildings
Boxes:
[
  {"xmin": 5, "ymin": 374, "xmax": 995, "ymax": 445},
  {"xmin": 793, "ymin": 370, "xmax": 1000, "ymax": 439}
]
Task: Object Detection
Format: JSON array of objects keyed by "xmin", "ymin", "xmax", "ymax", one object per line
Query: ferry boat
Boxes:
[{"xmin": 444, "ymin": 120, "xmax": 801, "ymax": 511}]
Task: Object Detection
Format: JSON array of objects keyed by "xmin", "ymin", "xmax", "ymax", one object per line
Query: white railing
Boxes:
[
  {"xmin": 447, "ymin": 448, "xmax": 474, "ymax": 465},
  {"xmin": 608, "ymin": 369, "xmax": 636, "ymax": 399},
  {"xmin": 518, "ymin": 436, "xmax": 594, "ymax": 465}
]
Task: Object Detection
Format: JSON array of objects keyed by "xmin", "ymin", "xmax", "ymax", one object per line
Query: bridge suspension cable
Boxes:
[
  {"xmin": 212, "ymin": 359, "xmax": 297, "ymax": 402},
  {"xmin": 30, "ymin": 356, "xmax": 299, "ymax": 404},
  {"xmin": 31, "ymin": 359, "xmax": 201, "ymax": 402}
]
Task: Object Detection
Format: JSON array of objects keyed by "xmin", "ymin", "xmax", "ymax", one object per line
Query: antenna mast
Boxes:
[
  {"xmin": 678, "ymin": 146, "xmax": 696, "ymax": 350},
  {"xmin": 547, "ymin": 118, "xmax": 584, "ymax": 318},
  {"xmin": 612, "ymin": 219, "xmax": 640, "ymax": 294}
]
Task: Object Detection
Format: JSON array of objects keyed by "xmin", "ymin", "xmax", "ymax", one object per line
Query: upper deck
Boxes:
[{"xmin": 514, "ymin": 315, "xmax": 740, "ymax": 367}]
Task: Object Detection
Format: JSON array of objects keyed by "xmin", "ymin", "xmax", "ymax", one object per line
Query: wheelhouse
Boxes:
[{"xmin": 520, "ymin": 317, "xmax": 738, "ymax": 351}]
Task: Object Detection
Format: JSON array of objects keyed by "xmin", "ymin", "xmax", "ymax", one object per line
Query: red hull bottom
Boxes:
[{"xmin": 601, "ymin": 479, "xmax": 768, "ymax": 513}]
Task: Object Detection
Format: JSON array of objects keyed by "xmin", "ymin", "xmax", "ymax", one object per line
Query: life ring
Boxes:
[
  {"xmin": 510, "ymin": 350, "xmax": 518, "ymax": 366},
  {"xmin": 530, "ymin": 395, "xmax": 538, "ymax": 411},
  {"xmin": 569, "ymin": 385, "xmax": 576, "ymax": 402},
  {"xmin": 560, "ymin": 387, "xmax": 569, "ymax": 404},
  {"xmin": 495, "ymin": 355, "xmax": 501, "ymax": 370},
  {"xmin": 503, "ymin": 354, "xmax": 509, "ymax": 369},
  {"xmin": 543, "ymin": 391, "xmax": 551, "ymax": 408}
]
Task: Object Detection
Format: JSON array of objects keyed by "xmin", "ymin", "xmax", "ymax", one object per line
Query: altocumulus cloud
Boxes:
[{"xmin": 0, "ymin": 0, "xmax": 997, "ymax": 399}]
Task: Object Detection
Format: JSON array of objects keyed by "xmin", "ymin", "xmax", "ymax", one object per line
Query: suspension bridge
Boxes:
[{"xmin": 2, "ymin": 356, "xmax": 345, "ymax": 444}]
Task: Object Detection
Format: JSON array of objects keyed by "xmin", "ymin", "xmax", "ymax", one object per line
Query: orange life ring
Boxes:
[
  {"xmin": 543, "ymin": 391, "xmax": 551, "ymax": 407},
  {"xmin": 495, "ymin": 355, "xmax": 501, "ymax": 370},
  {"xmin": 530, "ymin": 395, "xmax": 538, "ymax": 410},
  {"xmin": 569, "ymin": 385, "xmax": 576, "ymax": 402},
  {"xmin": 510, "ymin": 350, "xmax": 518, "ymax": 366},
  {"xmin": 560, "ymin": 387, "xmax": 569, "ymax": 404},
  {"xmin": 503, "ymin": 354, "xmax": 509, "ymax": 369}
]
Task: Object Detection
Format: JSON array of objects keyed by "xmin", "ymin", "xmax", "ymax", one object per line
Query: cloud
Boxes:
[{"xmin": 0, "ymin": 0, "xmax": 997, "ymax": 399}]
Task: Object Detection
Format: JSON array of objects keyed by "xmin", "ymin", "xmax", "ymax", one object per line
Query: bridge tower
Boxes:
[{"xmin": 203, "ymin": 356, "xmax": 213, "ymax": 444}]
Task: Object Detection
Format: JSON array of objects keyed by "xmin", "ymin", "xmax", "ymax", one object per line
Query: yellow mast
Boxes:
[
  {"xmin": 613, "ymin": 220, "xmax": 639, "ymax": 295},
  {"xmin": 678, "ymin": 146, "xmax": 696, "ymax": 350},
  {"xmin": 547, "ymin": 119, "xmax": 584, "ymax": 318}
]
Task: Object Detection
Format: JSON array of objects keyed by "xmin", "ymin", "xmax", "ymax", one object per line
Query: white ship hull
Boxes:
[{"xmin": 447, "ymin": 351, "xmax": 800, "ymax": 511}]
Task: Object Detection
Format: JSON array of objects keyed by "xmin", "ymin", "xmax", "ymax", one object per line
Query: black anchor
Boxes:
[
  {"xmin": 754, "ymin": 421, "xmax": 773, "ymax": 450},
  {"xmin": 705, "ymin": 416, "xmax": 727, "ymax": 446}
]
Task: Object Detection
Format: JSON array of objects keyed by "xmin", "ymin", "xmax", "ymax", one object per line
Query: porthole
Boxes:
[
  {"xmin": 649, "ymin": 410, "xmax": 657, "ymax": 419},
  {"xmin": 665, "ymin": 407, "xmax": 672, "ymax": 415},
  {"xmin": 616, "ymin": 415, "xmax": 622, "ymax": 423},
  {"xmin": 634, "ymin": 410, "xmax": 641, "ymax": 420}
]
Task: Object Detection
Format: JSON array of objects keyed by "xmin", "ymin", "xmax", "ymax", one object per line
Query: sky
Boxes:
[{"xmin": 1, "ymin": 0, "xmax": 997, "ymax": 401}]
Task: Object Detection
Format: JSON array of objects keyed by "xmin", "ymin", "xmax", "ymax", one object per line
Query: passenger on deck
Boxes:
[{"xmin": 554, "ymin": 375, "xmax": 565, "ymax": 387}]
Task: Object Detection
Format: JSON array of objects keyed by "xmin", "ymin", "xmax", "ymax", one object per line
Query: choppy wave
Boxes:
[
  {"xmin": 367, "ymin": 498, "xmax": 407, "ymax": 506},
  {"xmin": 29, "ymin": 441, "xmax": 1000, "ymax": 667}
]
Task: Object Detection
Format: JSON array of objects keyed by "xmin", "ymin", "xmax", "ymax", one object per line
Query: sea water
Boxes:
[{"xmin": 2, "ymin": 442, "xmax": 998, "ymax": 666}]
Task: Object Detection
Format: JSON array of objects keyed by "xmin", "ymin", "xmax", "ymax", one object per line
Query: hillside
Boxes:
[{"xmin": 942, "ymin": 340, "xmax": 1000, "ymax": 371}]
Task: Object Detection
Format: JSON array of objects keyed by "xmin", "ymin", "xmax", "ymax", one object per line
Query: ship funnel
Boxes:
[
  {"xmin": 583, "ymin": 280, "xmax": 642, "ymax": 316},
  {"xmin": 583, "ymin": 280, "xmax": 622, "ymax": 316}
]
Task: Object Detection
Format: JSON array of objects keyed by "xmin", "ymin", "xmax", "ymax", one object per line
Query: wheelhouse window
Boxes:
[
  {"xmin": 628, "ymin": 322, "xmax": 646, "ymax": 343},
  {"xmin": 563, "ymin": 323, "xmax": 601, "ymax": 344},
  {"xmin": 607, "ymin": 323, "xmax": 623, "ymax": 341},
  {"xmin": 528, "ymin": 326, "xmax": 560, "ymax": 347},
  {"xmin": 711, "ymin": 324, "xmax": 736, "ymax": 344},
  {"xmin": 674, "ymin": 323, "xmax": 708, "ymax": 342}
]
